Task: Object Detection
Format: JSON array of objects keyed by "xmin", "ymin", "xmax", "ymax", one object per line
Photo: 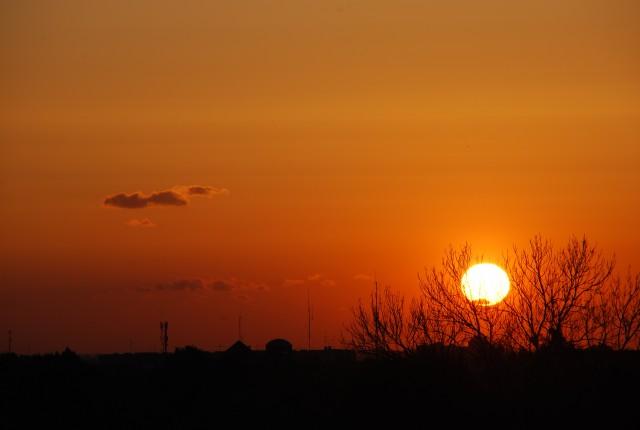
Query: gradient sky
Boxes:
[{"xmin": 1, "ymin": 0, "xmax": 639, "ymax": 354}]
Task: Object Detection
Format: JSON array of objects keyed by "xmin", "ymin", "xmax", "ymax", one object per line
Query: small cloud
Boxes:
[
  {"xmin": 181, "ymin": 185, "xmax": 229, "ymax": 197},
  {"xmin": 354, "ymin": 274, "xmax": 375, "ymax": 282},
  {"xmin": 104, "ymin": 192, "xmax": 155, "ymax": 209},
  {"xmin": 283, "ymin": 278, "xmax": 306, "ymax": 286},
  {"xmin": 251, "ymin": 282, "xmax": 270, "ymax": 292},
  {"xmin": 187, "ymin": 186, "xmax": 211, "ymax": 195},
  {"xmin": 147, "ymin": 190, "xmax": 188, "ymax": 206},
  {"xmin": 212, "ymin": 280, "xmax": 234, "ymax": 292},
  {"xmin": 232, "ymin": 293, "xmax": 252, "ymax": 302},
  {"xmin": 156, "ymin": 278, "xmax": 205, "ymax": 291},
  {"xmin": 147, "ymin": 277, "xmax": 270, "ymax": 297},
  {"xmin": 126, "ymin": 218, "xmax": 156, "ymax": 228},
  {"xmin": 283, "ymin": 273, "xmax": 336, "ymax": 287},
  {"xmin": 103, "ymin": 185, "xmax": 228, "ymax": 209},
  {"xmin": 211, "ymin": 278, "xmax": 270, "ymax": 293}
]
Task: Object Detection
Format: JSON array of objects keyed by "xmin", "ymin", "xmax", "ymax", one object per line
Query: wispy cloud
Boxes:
[
  {"xmin": 354, "ymin": 274, "xmax": 375, "ymax": 282},
  {"xmin": 283, "ymin": 273, "xmax": 336, "ymax": 287},
  {"xmin": 103, "ymin": 185, "xmax": 229, "ymax": 209},
  {"xmin": 210, "ymin": 280, "xmax": 230, "ymax": 291},
  {"xmin": 156, "ymin": 278, "xmax": 206, "ymax": 291},
  {"xmin": 283, "ymin": 278, "xmax": 306, "ymax": 286},
  {"xmin": 137, "ymin": 277, "xmax": 270, "ymax": 299},
  {"xmin": 126, "ymin": 218, "xmax": 156, "ymax": 228},
  {"xmin": 218, "ymin": 278, "xmax": 270, "ymax": 294}
]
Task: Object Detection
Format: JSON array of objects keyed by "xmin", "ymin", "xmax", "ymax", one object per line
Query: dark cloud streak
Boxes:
[
  {"xmin": 156, "ymin": 279, "xmax": 205, "ymax": 291},
  {"xmin": 103, "ymin": 185, "xmax": 228, "ymax": 209},
  {"xmin": 126, "ymin": 218, "xmax": 156, "ymax": 228},
  {"xmin": 212, "ymin": 280, "xmax": 233, "ymax": 291},
  {"xmin": 147, "ymin": 277, "xmax": 270, "ymax": 296}
]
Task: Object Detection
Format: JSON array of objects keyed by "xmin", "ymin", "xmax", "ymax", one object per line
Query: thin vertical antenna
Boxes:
[
  {"xmin": 374, "ymin": 272, "xmax": 379, "ymax": 350},
  {"xmin": 160, "ymin": 322, "xmax": 168, "ymax": 354},
  {"xmin": 307, "ymin": 286, "xmax": 313, "ymax": 351}
]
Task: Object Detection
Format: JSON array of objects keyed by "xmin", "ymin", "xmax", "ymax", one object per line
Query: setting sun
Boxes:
[{"xmin": 461, "ymin": 263, "xmax": 510, "ymax": 306}]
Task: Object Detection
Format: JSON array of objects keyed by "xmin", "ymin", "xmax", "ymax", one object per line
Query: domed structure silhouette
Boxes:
[{"xmin": 265, "ymin": 338, "xmax": 292, "ymax": 355}]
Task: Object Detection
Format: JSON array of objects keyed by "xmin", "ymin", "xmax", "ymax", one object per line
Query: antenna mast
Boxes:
[
  {"xmin": 374, "ymin": 273, "xmax": 379, "ymax": 350},
  {"xmin": 307, "ymin": 287, "xmax": 313, "ymax": 350},
  {"xmin": 160, "ymin": 321, "xmax": 168, "ymax": 354}
]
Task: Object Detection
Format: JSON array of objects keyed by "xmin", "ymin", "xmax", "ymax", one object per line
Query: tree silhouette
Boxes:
[
  {"xmin": 416, "ymin": 242, "xmax": 511, "ymax": 350},
  {"xmin": 503, "ymin": 234, "xmax": 615, "ymax": 351},
  {"xmin": 602, "ymin": 268, "xmax": 640, "ymax": 349},
  {"xmin": 344, "ymin": 234, "xmax": 640, "ymax": 355},
  {"xmin": 342, "ymin": 281, "xmax": 418, "ymax": 358}
]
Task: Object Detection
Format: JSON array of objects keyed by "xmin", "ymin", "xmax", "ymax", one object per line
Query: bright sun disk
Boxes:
[{"xmin": 461, "ymin": 263, "xmax": 510, "ymax": 306}]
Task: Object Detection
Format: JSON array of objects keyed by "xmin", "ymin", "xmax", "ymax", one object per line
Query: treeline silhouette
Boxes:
[
  {"xmin": 346, "ymin": 236, "xmax": 640, "ymax": 357},
  {"xmin": 1, "ymin": 344, "xmax": 639, "ymax": 429}
]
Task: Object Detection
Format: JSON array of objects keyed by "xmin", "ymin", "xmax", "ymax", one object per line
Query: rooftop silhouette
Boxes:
[{"xmin": 2, "ymin": 340, "xmax": 639, "ymax": 429}]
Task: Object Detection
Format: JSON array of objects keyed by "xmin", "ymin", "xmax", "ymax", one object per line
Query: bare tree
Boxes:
[
  {"xmin": 501, "ymin": 236, "xmax": 555, "ymax": 351},
  {"xmin": 416, "ymin": 243, "xmax": 512, "ymax": 351},
  {"xmin": 603, "ymin": 269, "xmax": 640, "ymax": 350},
  {"xmin": 504, "ymin": 235, "xmax": 615, "ymax": 351},
  {"xmin": 344, "ymin": 234, "xmax": 639, "ymax": 356},
  {"xmin": 342, "ymin": 281, "xmax": 418, "ymax": 359},
  {"xmin": 344, "ymin": 244, "xmax": 513, "ymax": 355}
]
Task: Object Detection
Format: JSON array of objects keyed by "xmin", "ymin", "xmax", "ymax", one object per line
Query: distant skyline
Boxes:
[{"xmin": 1, "ymin": 0, "xmax": 639, "ymax": 354}]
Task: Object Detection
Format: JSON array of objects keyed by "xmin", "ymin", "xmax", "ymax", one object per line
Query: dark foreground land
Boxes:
[{"xmin": 2, "ymin": 346, "xmax": 639, "ymax": 429}]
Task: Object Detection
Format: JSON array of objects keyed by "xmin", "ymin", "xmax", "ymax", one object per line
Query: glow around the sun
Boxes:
[{"xmin": 461, "ymin": 263, "xmax": 510, "ymax": 306}]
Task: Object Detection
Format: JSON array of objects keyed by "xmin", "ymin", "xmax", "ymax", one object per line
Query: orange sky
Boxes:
[{"xmin": 1, "ymin": 0, "xmax": 639, "ymax": 354}]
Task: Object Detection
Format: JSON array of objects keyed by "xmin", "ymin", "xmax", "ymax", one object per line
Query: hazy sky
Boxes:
[{"xmin": 1, "ymin": 0, "xmax": 639, "ymax": 354}]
